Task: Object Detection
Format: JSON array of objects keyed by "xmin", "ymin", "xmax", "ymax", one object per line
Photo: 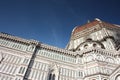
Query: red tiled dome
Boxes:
[
  {"xmin": 72, "ymin": 19, "xmax": 120, "ymax": 35},
  {"xmin": 73, "ymin": 20, "xmax": 100, "ymax": 34}
]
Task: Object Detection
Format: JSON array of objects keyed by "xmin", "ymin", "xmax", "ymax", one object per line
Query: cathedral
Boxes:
[{"xmin": 0, "ymin": 18, "xmax": 120, "ymax": 80}]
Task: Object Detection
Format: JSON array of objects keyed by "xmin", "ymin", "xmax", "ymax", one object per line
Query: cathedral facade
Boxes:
[{"xmin": 0, "ymin": 18, "xmax": 120, "ymax": 80}]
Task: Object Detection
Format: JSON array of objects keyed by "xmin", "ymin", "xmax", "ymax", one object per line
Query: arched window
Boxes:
[
  {"xmin": 52, "ymin": 74, "xmax": 55, "ymax": 80},
  {"xmin": 93, "ymin": 43, "xmax": 97, "ymax": 47},
  {"xmin": 49, "ymin": 73, "xmax": 55, "ymax": 80},
  {"xmin": 86, "ymin": 55, "xmax": 93, "ymax": 62},
  {"xmin": 86, "ymin": 38, "xmax": 92, "ymax": 41},
  {"xmin": 49, "ymin": 74, "xmax": 52, "ymax": 80},
  {"xmin": 84, "ymin": 44, "xmax": 88, "ymax": 49}
]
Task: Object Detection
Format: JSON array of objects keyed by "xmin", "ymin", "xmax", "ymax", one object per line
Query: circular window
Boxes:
[{"xmin": 116, "ymin": 75, "xmax": 120, "ymax": 80}]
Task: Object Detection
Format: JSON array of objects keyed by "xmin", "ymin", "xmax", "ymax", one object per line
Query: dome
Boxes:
[
  {"xmin": 72, "ymin": 20, "xmax": 100, "ymax": 35},
  {"xmin": 72, "ymin": 19, "xmax": 120, "ymax": 35}
]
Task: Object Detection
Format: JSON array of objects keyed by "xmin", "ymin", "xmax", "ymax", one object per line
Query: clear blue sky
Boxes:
[{"xmin": 0, "ymin": 0, "xmax": 120, "ymax": 48}]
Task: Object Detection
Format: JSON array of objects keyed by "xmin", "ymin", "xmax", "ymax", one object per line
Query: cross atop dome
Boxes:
[{"xmin": 95, "ymin": 18, "xmax": 101, "ymax": 22}]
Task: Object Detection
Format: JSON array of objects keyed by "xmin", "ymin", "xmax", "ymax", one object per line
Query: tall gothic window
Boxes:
[
  {"xmin": 49, "ymin": 74, "xmax": 52, "ymax": 80},
  {"xmin": 49, "ymin": 73, "xmax": 55, "ymax": 80},
  {"xmin": 53, "ymin": 74, "xmax": 55, "ymax": 80}
]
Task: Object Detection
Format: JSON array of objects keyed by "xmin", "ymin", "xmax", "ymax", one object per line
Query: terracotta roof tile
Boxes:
[
  {"xmin": 73, "ymin": 20, "xmax": 120, "ymax": 34},
  {"xmin": 73, "ymin": 20, "xmax": 100, "ymax": 34}
]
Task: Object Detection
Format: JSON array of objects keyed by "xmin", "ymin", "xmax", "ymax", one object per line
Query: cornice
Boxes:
[
  {"xmin": 76, "ymin": 47, "xmax": 118, "ymax": 57},
  {"xmin": 0, "ymin": 32, "xmax": 118, "ymax": 58},
  {"xmin": 36, "ymin": 55, "xmax": 76, "ymax": 67},
  {"xmin": 0, "ymin": 32, "xmax": 39, "ymax": 45},
  {"xmin": 40, "ymin": 43, "xmax": 118, "ymax": 58},
  {"xmin": 40, "ymin": 43, "xmax": 76, "ymax": 57},
  {"xmin": 0, "ymin": 46, "xmax": 32, "ymax": 56}
]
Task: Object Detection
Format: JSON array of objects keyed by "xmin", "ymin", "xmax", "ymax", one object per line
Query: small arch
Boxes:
[
  {"xmin": 105, "ymin": 57, "xmax": 114, "ymax": 63},
  {"xmin": 93, "ymin": 43, "xmax": 97, "ymax": 47},
  {"xmin": 96, "ymin": 54, "xmax": 104, "ymax": 61},
  {"xmin": 84, "ymin": 44, "xmax": 88, "ymax": 49},
  {"xmin": 86, "ymin": 55, "xmax": 94, "ymax": 62},
  {"xmin": 86, "ymin": 38, "xmax": 92, "ymax": 41},
  {"xmin": 109, "ymin": 36, "xmax": 115, "ymax": 41}
]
